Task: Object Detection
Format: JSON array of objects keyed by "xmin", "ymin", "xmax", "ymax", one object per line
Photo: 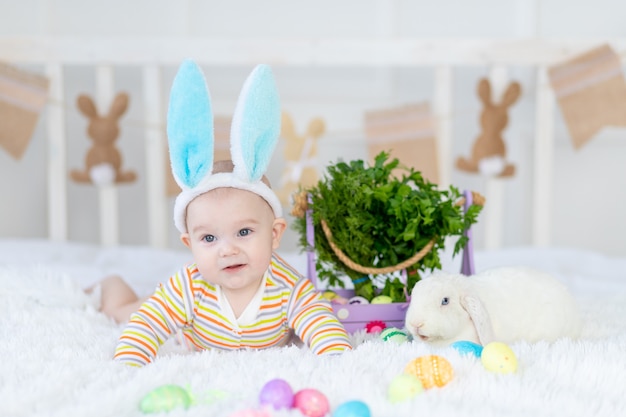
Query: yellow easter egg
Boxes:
[
  {"xmin": 322, "ymin": 291, "xmax": 338, "ymax": 301},
  {"xmin": 481, "ymin": 342, "xmax": 518, "ymax": 374},
  {"xmin": 403, "ymin": 355, "xmax": 454, "ymax": 389}
]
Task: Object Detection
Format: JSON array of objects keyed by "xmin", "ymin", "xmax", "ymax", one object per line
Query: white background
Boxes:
[{"xmin": 1, "ymin": 0, "xmax": 625, "ymax": 256}]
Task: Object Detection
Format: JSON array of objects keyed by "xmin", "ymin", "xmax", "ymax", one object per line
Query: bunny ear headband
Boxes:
[{"xmin": 168, "ymin": 60, "xmax": 283, "ymax": 233}]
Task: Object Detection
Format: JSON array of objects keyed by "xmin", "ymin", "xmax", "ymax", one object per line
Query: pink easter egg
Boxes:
[
  {"xmin": 293, "ymin": 388, "xmax": 330, "ymax": 417},
  {"xmin": 229, "ymin": 408, "xmax": 271, "ymax": 417}
]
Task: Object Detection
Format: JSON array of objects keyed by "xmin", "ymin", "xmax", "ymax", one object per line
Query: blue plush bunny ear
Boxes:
[
  {"xmin": 167, "ymin": 59, "xmax": 214, "ymax": 189},
  {"xmin": 230, "ymin": 65, "xmax": 281, "ymax": 182}
]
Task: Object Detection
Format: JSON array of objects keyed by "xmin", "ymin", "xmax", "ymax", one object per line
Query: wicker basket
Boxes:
[{"xmin": 306, "ymin": 189, "xmax": 481, "ymax": 333}]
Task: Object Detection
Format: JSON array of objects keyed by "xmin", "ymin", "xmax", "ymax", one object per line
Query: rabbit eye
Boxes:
[{"xmin": 441, "ymin": 297, "xmax": 450, "ymax": 306}]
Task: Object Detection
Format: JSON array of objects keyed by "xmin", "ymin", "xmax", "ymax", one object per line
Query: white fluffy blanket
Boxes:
[{"xmin": 1, "ymin": 243, "xmax": 626, "ymax": 417}]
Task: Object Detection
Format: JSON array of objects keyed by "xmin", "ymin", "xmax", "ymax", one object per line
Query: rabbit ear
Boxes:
[
  {"xmin": 108, "ymin": 92, "xmax": 129, "ymax": 120},
  {"xmin": 167, "ymin": 59, "xmax": 214, "ymax": 189},
  {"xmin": 477, "ymin": 78, "xmax": 492, "ymax": 106},
  {"xmin": 230, "ymin": 64, "xmax": 281, "ymax": 182},
  {"xmin": 306, "ymin": 118, "xmax": 326, "ymax": 138},
  {"xmin": 500, "ymin": 82, "xmax": 522, "ymax": 108},
  {"xmin": 281, "ymin": 112, "xmax": 296, "ymax": 138},
  {"xmin": 77, "ymin": 95, "xmax": 98, "ymax": 118},
  {"xmin": 460, "ymin": 294, "xmax": 495, "ymax": 345}
]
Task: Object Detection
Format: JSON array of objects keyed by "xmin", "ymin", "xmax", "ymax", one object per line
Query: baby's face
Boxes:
[{"xmin": 181, "ymin": 188, "xmax": 285, "ymax": 294}]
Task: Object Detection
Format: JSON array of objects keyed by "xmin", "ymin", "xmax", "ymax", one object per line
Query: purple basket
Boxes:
[{"xmin": 306, "ymin": 190, "xmax": 476, "ymax": 333}]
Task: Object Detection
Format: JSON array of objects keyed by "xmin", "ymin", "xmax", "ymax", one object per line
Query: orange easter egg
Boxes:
[{"xmin": 403, "ymin": 355, "xmax": 454, "ymax": 389}]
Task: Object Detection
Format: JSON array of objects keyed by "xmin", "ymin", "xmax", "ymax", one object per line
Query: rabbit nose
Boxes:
[{"xmin": 409, "ymin": 321, "xmax": 424, "ymax": 331}]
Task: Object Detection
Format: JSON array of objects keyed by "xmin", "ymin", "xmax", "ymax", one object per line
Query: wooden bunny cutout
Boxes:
[
  {"xmin": 456, "ymin": 78, "xmax": 521, "ymax": 178},
  {"xmin": 277, "ymin": 112, "xmax": 325, "ymax": 205},
  {"xmin": 71, "ymin": 92, "xmax": 136, "ymax": 185}
]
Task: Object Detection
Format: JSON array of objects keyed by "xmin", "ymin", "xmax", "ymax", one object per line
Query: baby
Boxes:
[{"xmin": 103, "ymin": 61, "xmax": 352, "ymax": 366}]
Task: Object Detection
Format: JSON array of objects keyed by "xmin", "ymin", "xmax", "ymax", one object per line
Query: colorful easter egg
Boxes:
[
  {"xmin": 229, "ymin": 408, "xmax": 272, "ymax": 417},
  {"xmin": 293, "ymin": 389, "xmax": 330, "ymax": 417},
  {"xmin": 332, "ymin": 400, "xmax": 371, "ymax": 417},
  {"xmin": 380, "ymin": 327, "xmax": 408, "ymax": 344},
  {"xmin": 371, "ymin": 295, "xmax": 393, "ymax": 304},
  {"xmin": 139, "ymin": 384, "xmax": 193, "ymax": 413},
  {"xmin": 259, "ymin": 378, "xmax": 294, "ymax": 410},
  {"xmin": 321, "ymin": 291, "xmax": 348, "ymax": 304},
  {"xmin": 348, "ymin": 296, "xmax": 369, "ymax": 305},
  {"xmin": 451, "ymin": 340, "xmax": 483, "ymax": 358},
  {"xmin": 387, "ymin": 374, "xmax": 423, "ymax": 403},
  {"xmin": 403, "ymin": 355, "xmax": 454, "ymax": 389},
  {"xmin": 481, "ymin": 342, "xmax": 518, "ymax": 374},
  {"xmin": 322, "ymin": 291, "xmax": 339, "ymax": 301}
]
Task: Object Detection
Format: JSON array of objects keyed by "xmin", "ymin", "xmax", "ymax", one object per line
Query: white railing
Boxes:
[{"xmin": 2, "ymin": 36, "xmax": 622, "ymax": 249}]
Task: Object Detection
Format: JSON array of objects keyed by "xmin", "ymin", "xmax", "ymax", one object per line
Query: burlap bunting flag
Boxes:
[
  {"xmin": 0, "ymin": 61, "xmax": 50, "ymax": 160},
  {"xmin": 548, "ymin": 43, "xmax": 626, "ymax": 149},
  {"xmin": 364, "ymin": 102, "xmax": 439, "ymax": 183}
]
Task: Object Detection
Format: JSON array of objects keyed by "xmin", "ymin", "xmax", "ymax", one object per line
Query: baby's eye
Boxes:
[
  {"xmin": 238, "ymin": 228, "xmax": 252, "ymax": 237},
  {"xmin": 441, "ymin": 297, "xmax": 450, "ymax": 306},
  {"xmin": 202, "ymin": 235, "xmax": 216, "ymax": 243}
]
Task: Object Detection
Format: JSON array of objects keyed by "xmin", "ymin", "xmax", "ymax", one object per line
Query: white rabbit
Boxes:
[{"xmin": 404, "ymin": 266, "xmax": 581, "ymax": 347}]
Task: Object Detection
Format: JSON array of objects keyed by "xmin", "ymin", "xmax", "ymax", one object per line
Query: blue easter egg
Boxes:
[
  {"xmin": 332, "ymin": 400, "xmax": 371, "ymax": 417},
  {"xmin": 451, "ymin": 340, "xmax": 483, "ymax": 358}
]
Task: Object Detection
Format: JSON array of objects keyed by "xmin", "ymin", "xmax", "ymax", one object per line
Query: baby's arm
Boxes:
[
  {"xmin": 288, "ymin": 278, "xmax": 352, "ymax": 354},
  {"xmin": 113, "ymin": 268, "xmax": 193, "ymax": 366}
]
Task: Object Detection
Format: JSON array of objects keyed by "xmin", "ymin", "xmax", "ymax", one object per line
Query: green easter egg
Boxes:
[
  {"xmin": 388, "ymin": 374, "xmax": 423, "ymax": 403},
  {"xmin": 139, "ymin": 384, "xmax": 193, "ymax": 413},
  {"xmin": 380, "ymin": 327, "xmax": 408, "ymax": 344},
  {"xmin": 371, "ymin": 295, "xmax": 393, "ymax": 304}
]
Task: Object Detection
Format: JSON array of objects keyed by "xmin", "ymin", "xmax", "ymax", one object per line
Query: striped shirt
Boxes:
[{"xmin": 114, "ymin": 253, "xmax": 352, "ymax": 366}]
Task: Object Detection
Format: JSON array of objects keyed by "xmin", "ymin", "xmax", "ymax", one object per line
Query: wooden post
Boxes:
[
  {"xmin": 45, "ymin": 63, "xmax": 68, "ymax": 241},
  {"xmin": 434, "ymin": 65, "xmax": 453, "ymax": 189},
  {"xmin": 483, "ymin": 66, "xmax": 509, "ymax": 250},
  {"xmin": 142, "ymin": 65, "xmax": 168, "ymax": 248},
  {"xmin": 532, "ymin": 67, "xmax": 554, "ymax": 247},
  {"xmin": 95, "ymin": 65, "xmax": 119, "ymax": 246}
]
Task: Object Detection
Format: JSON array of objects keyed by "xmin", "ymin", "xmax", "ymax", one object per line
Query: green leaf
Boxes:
[{"xmin": 292, "ymin": 151, "xmax": 483, "ymax": 302}]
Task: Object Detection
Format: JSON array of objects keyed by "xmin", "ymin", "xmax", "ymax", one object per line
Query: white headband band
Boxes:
[{"xmin": 173, "ymin": 172, "xmax": 283, "ymax": 233}]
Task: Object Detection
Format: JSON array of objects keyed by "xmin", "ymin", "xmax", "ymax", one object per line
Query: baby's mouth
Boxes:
[{"xmin": 223, "ymin": 263, "xmax": 245, "ymax": 271}]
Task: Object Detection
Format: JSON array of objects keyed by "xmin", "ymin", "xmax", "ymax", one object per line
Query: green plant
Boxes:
[{"xmin": 293, "ymin": 151, "xmax": 482, "ymax": 302}]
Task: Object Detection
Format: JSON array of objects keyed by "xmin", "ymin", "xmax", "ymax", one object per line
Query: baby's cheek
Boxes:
[{"xmin": 196, "ymin": 262, "xmax": 218, "ymax": 283}]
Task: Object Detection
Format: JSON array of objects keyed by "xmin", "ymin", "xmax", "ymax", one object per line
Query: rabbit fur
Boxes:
[{"xmin": 404, "ymin": 266, "xmax": 581, "ymax": 347}]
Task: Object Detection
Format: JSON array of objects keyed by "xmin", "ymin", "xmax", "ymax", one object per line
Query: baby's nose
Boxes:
[{"xmin": 218, "ymin": 239, "xmax": 239, "ymax": 256}]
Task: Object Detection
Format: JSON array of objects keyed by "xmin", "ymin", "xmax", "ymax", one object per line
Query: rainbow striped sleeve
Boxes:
[
  {"xmin": 285, "ymin": 273, "xmax": 353, "ymax": 355},
  {"xmin": 113, "ymin": 266, "xmax": 195, "ymax": 366}
]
